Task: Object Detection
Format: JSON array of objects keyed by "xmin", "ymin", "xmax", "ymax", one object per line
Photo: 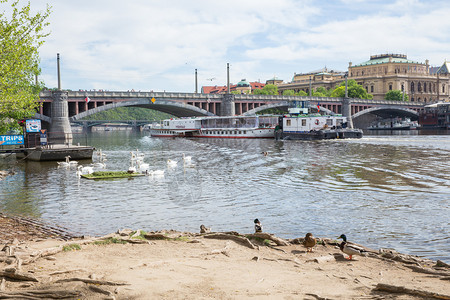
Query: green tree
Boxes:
[
  {"xmin": 0, "ymin": 0, "xmax": 51, "ymax": 134},
  {"xmin": 330, "ymin": 79, "xmax": 373, "ymax": 99},
  {"xmin": 297, "ymin": 90, "xmax": 307, "ymax": 96},
  {"xmin": 385, "ymin": 90, "xmax": 408, "ymax": 101},
  {"xmin": 282, "ymin": 89, "xmax": 296, "ymax": 96},
  {"xmin": 253, "ymin": 84, "xmax": 278, "ymax": 95}
]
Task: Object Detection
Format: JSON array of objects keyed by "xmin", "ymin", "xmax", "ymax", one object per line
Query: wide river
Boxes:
[{"xmin": 1, "ymin": 130, "xmax": 449, "ymax": 261}]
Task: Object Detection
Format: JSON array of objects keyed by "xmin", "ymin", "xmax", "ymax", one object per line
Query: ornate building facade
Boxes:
[
  {"xmin": 275, "ymin": 54, "xmax": 450, "ymax": 102},
  {"xmin": 276, "ymin": 68, "xmax": 344, "ymax": 95},
  {"xmin": 349, "ymin": 54, "xmax": 449, "ymax": 102}
]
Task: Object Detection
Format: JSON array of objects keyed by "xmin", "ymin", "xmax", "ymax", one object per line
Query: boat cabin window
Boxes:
[
  {"xmin": 326, "ymin": 119, "xmax": 333, "ymax": 126},
  {"xmin": 337, "ymin": 119, "xmax": 343, "ymax": 125},
  {"xmin": 302, "ymin": 119, "xmax": 306, "ymax": 126},
  {"xmin": 286, "ymin": 120, "xmax": 291, "ymax": 126}
]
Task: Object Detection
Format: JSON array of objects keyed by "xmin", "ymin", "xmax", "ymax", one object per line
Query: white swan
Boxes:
[
  {"xmin": 77, "ymin": 165, "xmax": 94, "ymax": 175},
  {"xmin": 57, "ymin": 156, "xmax": 73, "ymax": 168},
  {"xmin": 167, "ymin": 159, "xmax": 177, "ymax": 167},
  {"xmin": 92, "ymin": 162, "xmax": 106, "ymax": 168},
  {"xmin": 150, "ymin": 169, "xmax": 165, "ymax": 176},
  {"xmin": 182, "ymin": 153, "xmax": 192, "ymax": 163},
  {"xmin": 138, "ymin": 163, "xmax": 150, "ymax": 173}
]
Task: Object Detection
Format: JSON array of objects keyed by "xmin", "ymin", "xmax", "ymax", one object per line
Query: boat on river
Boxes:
[
  {"xmin": 150, "ymin": 115, "xmax": 278, "ymax": 138},
  {"xmin": 276, "ymin": 106, "xmax": 363, "ymax": 140},
  {"xmin": 368, "ymin": 117, "xmax": 419, "ymax": 130}
]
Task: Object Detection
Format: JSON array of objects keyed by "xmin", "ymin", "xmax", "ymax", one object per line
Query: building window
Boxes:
[
  {"xmin": 418, "ymin": 82, "xmax": 422, "ymax": 92},
  {"xmin": 365, "ymin": 86, "xmax": 368, "ymax": 92},
  {"xmin": 371, "ymin": 85, "xmax": 374, "ymax": 93},
  {"xmin": 389, "ymin": 84, "xmax": 392, "ymax": 91},
  {"xmin": 401, "ymin": 84, "xmax": 404, "ymax": 91},
  {"xmin": 429, "ymin": 82, "xmax": 432, "ymax": 93},
  {"xmin": 424, "ymin": 83, "xmax": 427, "ymax": 93},
  {"xmin": 411, "ymin": 82, "xmax": 414, "ymax": 92},
  {"xmin": 443, "ymin": 85, "xmax": 445, "ymax": 93}
]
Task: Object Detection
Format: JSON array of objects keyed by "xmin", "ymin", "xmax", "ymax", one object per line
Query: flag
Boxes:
[
  {"xmin": 85, "ymin": 96, "xmax": 91, "ymax": 103},
  {"xmin": 317, "ymin": 102, "xmax": 320, "ymax": 111}
]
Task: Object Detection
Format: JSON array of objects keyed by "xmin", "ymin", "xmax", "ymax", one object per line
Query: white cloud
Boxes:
[{"xmin": 11, "ymin": 0, "xmax": 450, "ymax": 90}]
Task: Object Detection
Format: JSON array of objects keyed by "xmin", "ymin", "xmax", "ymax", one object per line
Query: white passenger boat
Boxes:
[
  {"xmin": 150, "ymin": 115, "xmax": 278, "ymax": 138},
  {"xmin": 276, "ymin": 107, "xmax": 363, "ymax": 140},
  {"xmin": 368, "ymin": 117, "xmax": 420, "ymax": 130}
]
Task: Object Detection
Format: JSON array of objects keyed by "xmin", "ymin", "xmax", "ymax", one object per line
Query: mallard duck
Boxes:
[
  {"xmin": 200, "ymin": 224, "xmax": 211, "ymax": 234},
  {"xmin": 337, "ymin": 234, "xmax": 366, "ymax": 260},
  {"xmin": 254, "ymin": 219, "xmax": 263, "ymax": 233},
  {"xmin": 303, "ymin": 233, "xmax": 316, "ymax": 252}
]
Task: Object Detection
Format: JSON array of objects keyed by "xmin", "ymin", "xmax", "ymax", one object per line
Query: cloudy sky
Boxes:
[{"xmin": 4, "ymin": 0, "xmax": 450, "ymax": 92}]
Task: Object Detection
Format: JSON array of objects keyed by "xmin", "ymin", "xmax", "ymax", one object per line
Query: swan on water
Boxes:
[
  {"xmin": 77, "ymin": 165, "xmax": 94, "ymax": 175},
  {"xmin": 167, "ymin": 159, "xmax": 177, "ymax": 167},
  {"xmin": 182, "ymin": 153, "xmax": 192, "ymax": 163}
]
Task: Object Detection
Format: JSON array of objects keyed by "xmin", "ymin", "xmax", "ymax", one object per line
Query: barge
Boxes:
[{"xmin": 276, "ymin": 106, "xmax": 363, "ymax": 140}]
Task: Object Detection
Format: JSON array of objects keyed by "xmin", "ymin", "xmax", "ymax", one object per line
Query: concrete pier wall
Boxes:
[{"xmin": 49, "ymin": 91, "xmax": 73, "ymax": 145}]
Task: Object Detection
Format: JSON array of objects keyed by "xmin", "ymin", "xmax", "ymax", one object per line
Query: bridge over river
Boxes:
[{"xmin": 37, "ymin": 90, "xmax": 425, "ymax": 130}]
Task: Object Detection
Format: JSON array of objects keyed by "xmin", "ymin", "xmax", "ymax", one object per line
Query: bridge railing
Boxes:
[{"xmin": 39, "ymin": 90, "xmax": 426, "ymax": 107}]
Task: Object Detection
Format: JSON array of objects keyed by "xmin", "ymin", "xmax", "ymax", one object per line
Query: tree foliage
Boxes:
[
  {"xmin": 253, "ymin": 84, "xmax": 278, "ymax": 95},
  {"xmin": 82, "ymin": 107, "xmax": 172, "ymax": 121},
  {"xmin": 330, "ymin": 79, "xmax": 373, "ymax": 99},
  {"xmin": 0, "ymin": 0, "xmax": 51, "ymax": 134},
  {"xmin": 385, "ymin": 90, "xmax": 408, "ymax": 101}
]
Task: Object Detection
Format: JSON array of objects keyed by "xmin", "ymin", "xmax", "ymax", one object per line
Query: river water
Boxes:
[{"xmin": 1, "ymin": 130, "xmax": 449, "ymax": 261}]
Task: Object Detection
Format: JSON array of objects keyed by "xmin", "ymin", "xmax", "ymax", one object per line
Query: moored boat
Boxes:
[
  {"xmin": 276, "ymin": 104, "xmax": 363, "ymax": 140},
  {"xmin": 150, "ymin": 115, "xmax": 278, "ymax": 139},
  {"xmin": 368, "ymin": 117, "xmax": 419, "ymax": 130}
]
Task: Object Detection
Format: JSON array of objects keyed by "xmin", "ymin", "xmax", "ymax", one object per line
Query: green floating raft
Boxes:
[{"xmin": 81, "ymin": 171, "xmax": 145, "ymax": 180}]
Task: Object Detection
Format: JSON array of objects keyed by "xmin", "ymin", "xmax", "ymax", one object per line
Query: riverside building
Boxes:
[{"xmin": 276, "ymin": 54, "xmax": 450, "ymax": 102}]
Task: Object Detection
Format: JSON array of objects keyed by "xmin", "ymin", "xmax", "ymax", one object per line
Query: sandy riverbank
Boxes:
[{"xmin": 0, "ymin": 215, "xmax": 449, "ymax": 299}]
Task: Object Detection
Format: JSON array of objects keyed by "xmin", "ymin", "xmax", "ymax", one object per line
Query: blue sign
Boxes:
[
  {"xmin": 26, "ymin": 119, "xmax": 41, "ymax": 133},
  {"xmin": 0, "ymin": 135, "xmax": 24, "ymax": 145},
  {"xmin": 40, "ymin": 129, "xmax": 48, "ymax": 146}
]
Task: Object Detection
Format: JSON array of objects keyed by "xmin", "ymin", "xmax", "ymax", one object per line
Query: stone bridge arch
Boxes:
[
  {"xmin": 70, "ymin": 98, "xmax": 215, "ymax": 121},
  {"xmin": 243, "ymin": 102, "xmax": 335, "ymax": 116},
  {"xmin": 352, "ymin": 106, "xmax": 419, "ymax": 120}
]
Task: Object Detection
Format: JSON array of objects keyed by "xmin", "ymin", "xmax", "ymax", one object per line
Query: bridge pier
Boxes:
[
  {"xmin": 342, "ymin": 98, "xmax": 354, "ymax": 129},
  {"xmin": 220, "ymin": 94, "xmax": 235, "ymax": 116},
  {"xmin": 49, "ymin": 91, "xmax": 73, "ymax": 145}
]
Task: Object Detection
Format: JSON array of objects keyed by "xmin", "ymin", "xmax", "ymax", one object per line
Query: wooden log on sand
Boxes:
[
  {"xmin": 0, "ymin": 289, "xmax": 81, "ymax": 299},
  {"xmin": 375, "ymin": 283, "xmax": 450, "ymax": 300},
  {"xmin": 246, "ymin": 233, "xmax": 290, "ymax": 246},
  {"xmin": 55, "ymin": 277, "xmax": 129, "ymax": 286},
  {"xmin": 0, "ymin": 270, "xmax": 38, "ymax": 282},
  {"xmin": 203, "ymin": 233, "xmax": 256, "ymax": 249}
]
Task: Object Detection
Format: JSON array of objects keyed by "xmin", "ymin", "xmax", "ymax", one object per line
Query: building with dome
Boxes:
[
  {"xmin": 348, "ymin": 54, "xmax": 449, "ymax": 102},
  {"xmin": 276, "ymin": 54, "xmax": 450, "ymax": 102}
]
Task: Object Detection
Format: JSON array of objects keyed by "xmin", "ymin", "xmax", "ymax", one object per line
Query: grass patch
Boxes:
[
  {"xmin": 245, "ymin": 236, "xmax": 273, "ymax": 246},
  {"xmin": 81, "ymin": 171, "xmax": 145, "ymax": 180},
  {"xmin": 131, "ymin": 230, "xmax": 147, "ymax": 240},
  {"xmin": 173, "ymin": 236, "xmax": 190, "ymax": 242},
  {"xmin": 62, "ymin": 243, "xmax": 81, "ymax": 252},
  {"xmin": 94, "ymin": 237, "xmax": 128, "ymax": 245}
]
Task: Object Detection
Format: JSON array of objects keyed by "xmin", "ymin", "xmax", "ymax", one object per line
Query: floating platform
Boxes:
[
  {"xmin": 15, "ymin": 144, "xmax": 95, "ymax": 161},
  {"xmin": 81, "ymin": 171, "xmax": 145, "ymax": 180}
]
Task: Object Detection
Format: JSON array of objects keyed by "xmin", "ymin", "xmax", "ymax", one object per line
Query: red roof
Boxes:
[{"xmin": 202, "ymin": 82, "xmax": 265, "ymax": 94}]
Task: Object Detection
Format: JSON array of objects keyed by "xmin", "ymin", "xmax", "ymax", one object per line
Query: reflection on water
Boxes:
[{"xmin": 1, "ymin": 131, "xmax": 449, "ymax": 261}]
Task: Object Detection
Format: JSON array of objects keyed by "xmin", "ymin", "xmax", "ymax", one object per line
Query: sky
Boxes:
[{"xmin": 3, "ymin": 0, "xmax": 450, "ymax": 92}]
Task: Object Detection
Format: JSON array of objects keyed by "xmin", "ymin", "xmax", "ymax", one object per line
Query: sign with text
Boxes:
[
  {"xmin": 40, "ymin": 129, "xmax": 48, "ymax": 145},
  {"xmin": 26, "ymin": 119, "xmax": 41, "ymax": 133},
  {"xmin": 0, "ymin": 135, "xmax": 24, "ymax": 145}
]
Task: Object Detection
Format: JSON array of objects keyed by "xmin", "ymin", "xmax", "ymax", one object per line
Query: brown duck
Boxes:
[{"xmin": 303, "ymin": 233, "xmax": 317, "ymax": 252}]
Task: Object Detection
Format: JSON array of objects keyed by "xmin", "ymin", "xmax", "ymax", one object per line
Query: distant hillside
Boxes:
[{"xmin": 82, "ymin": 107, "xmax": 172, "ymax": 121}]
